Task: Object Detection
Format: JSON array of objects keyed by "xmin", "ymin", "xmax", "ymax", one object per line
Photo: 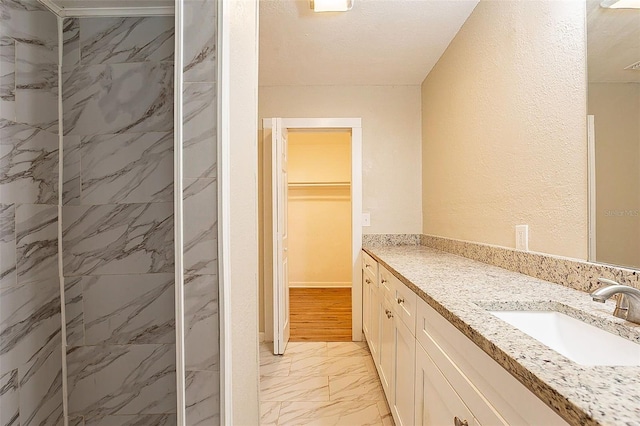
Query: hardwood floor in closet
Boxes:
[{"xmin": 290, "ymin": 288, "xmax": 352, "ymax": 341}]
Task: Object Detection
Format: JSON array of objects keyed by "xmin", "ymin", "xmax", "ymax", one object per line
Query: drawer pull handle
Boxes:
[
  {"xmin": 396, "ymin": 297, "xmax": 405, "ymax": 304},
  {"xmin": 454, "ymin": 417, "xmax": 468, "ymax": 426}
]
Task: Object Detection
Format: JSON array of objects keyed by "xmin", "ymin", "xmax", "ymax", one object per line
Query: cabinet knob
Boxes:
[
  {"xmin": 454, "ymin": 417, "xmax": 469, "ymax": 426},
  {"xmin": 365, "ymin": 278, "xmax": 372, "ymax": 284},
  {"xmin": 381, "ymin": 278, "xmax": 387, "ymax": 284},
  {"xmin": 396, "ymin": 297, "xmax": 405, "ymax": 304},
  {"xmin": 386, "ymin": 310, "xmax": 394, "ymax": 319}
]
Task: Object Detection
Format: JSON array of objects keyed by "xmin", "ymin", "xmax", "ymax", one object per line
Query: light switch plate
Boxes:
[
  {"xmin": 362, "ymin": 212, "xmax": 371, "ymax": 227},
  {"xmin": 516, "ymin": 225, "xmax": 529, "ymax": 251}
]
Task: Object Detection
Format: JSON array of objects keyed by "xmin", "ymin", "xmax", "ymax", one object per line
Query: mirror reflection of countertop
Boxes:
[{"xmin": 364, "ymin": 244, "xmax": 640, "ymax": 426}]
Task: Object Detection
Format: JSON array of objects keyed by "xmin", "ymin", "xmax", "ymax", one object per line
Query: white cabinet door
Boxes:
[
  {"xmin": 369, "ymin": 285, "xmax": 382, "ymax": 365},
  {"xmin": 379, "ymin": 296, "xmax": 395, "ymax": 400},
  {"xmin": 363, "ymin": 269, "xmax": 371, "ymax": 337},
  {"xmin": 415, "ymin": 343, "xmax": 477, "ymax": 426},
  {"xmin": 392, "ymin": 316, "xmax": 416, "ymax": 426}
]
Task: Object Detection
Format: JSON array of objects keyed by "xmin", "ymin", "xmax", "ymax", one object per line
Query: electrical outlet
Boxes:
[
  {"xmin": 516, "ymin": 225, "xmax": 529, "ymax": 251},
  {"xmin": 362, "ymin": 213, "xmax": 371, "ymax": 227}
]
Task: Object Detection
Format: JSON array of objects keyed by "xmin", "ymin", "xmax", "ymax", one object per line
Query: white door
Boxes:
[{"xmin": 272, "ymin": 117, "xmax": 290, "ymax": 355}]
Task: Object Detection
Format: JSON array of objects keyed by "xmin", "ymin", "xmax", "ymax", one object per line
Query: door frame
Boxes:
[{"xmin": 262, "ymin": 117, "xmax": 364, "ymax": 342}]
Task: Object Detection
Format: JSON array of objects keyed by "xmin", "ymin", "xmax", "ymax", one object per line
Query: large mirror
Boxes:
[{"xmin": 587, "ymin": 0, "xmax": 640, "ymax": 269}]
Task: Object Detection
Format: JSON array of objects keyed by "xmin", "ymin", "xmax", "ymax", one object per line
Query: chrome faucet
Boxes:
[{"xmin": 591, "ymin": 278, "xmax": 640, "ymax": 325}]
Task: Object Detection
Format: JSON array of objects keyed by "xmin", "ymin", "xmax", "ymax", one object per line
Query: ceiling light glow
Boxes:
[
  {"xmin": 600, "ymin": 0, "xmax": 640, "ymax": 8},
  {"xmin": 310, "ymin": 0, "xmax": 353, "ymax": 12}
]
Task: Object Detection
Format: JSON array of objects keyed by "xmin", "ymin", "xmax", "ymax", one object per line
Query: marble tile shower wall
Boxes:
[
  {"xmin": 60, "ymin": 16, "xmax": 177, "ymax": 425},
  {"xmin": 182, "ymin": 0, "xmax": 220, "ymax": 424},
  {"xmin": 0, "ymin": 0, "xmax": 64, "ymax": 425}
]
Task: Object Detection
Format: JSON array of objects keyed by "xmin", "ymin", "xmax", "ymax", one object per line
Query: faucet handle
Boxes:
[{"xmin": 598, "ymin": 277, "xmax": 621, "ymax": 286}]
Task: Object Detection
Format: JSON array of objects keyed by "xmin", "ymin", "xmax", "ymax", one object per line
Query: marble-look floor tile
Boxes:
[
  {"xmin": 183, "ymin": 179, "xmax": 217, "ymax": 275},
  {"xmin": 15, "ymin": 88, "xmax": 58, "ymax": 131},
  {"xmin": 377, "ymin": 400, "xmax": 393, "ymax": 426},
  {"xmin": 289, "ymin": 356, "xmax": 370, "ymax": 377},
  {"xmin": 81, "ymin": 273, "xmax": 175, "ymax": 345},
  {"xmin": 63, "ymin": 18, "xmax": 80, "ymax": 67},
  {"xmin": 185, "ymin": 370, "xmax": 219, "ymax": 426},
  {"xmin": 277, "ymin": 400, "xmax": 382, "ymax": 426},
  {"xmin": 0, "ymin": 204, "xmax": 16, "ymax": 288},
  {"xmin": 64, "ymin": 276, "xmax": 84, "ymax": 346},
  {"xmin": 260, "ymin": 353, "xmax": 292, "ymax": 377},
  {"xmin": 328, "ymin": 375, "xmax": 385, "ymax": 402},
  {"xmin": 260, "ymin": 401, "xmax": 280, "ymax": 425},
  {"xmin": 0, "ymin": 369, "xmax": 19, "ymax": 426},
  {"xmin": 0, "ymin": 278, "xmax": 60, "ymax": 374},
  {"xmin": 0, "ymin": 39, "xmax": 15, "ymax": 101},
  {"xmin": 80, "ymin": 132, "xmax": 173, "ymax": 204},
  {"xmin": 260, "ymin": 341, "xmax": 275, "ymax": 357},
  {"xmin": 83, "ymin": 414, "xmax": 177, "ymax": 426},
  {"xmin": 15, "ymin": 41, "xmax": 57, "ymax": 91},
  {"xmin": 80, "ymin": 17, "xmax": 174, "ymax": 65},
  {"xmin": 260, "ymin": 376, "xmax": 329, "ymax": 403},
  {"xmin": 63, "ymin": 62, "xmax": 173, "ymax": 136},
  {"xmin": 63, "ymin": 135, "xmax": 81, "ymax": 205},
  {"xmin": 0, "ymin": 119, "xmax": 59, "ymax": 205},
  {"xmin": 327, "ymin": 341, "xmax": 370, "ymax": 357},
  {"xmin": 283, "ymin": 342, "xmax": 328, "ymax": 358},
  {"xmin": 62, "ymin": 202, "xmax": 173, "ymax": 276},
  {"xmin": 183, "ymin": 0, "xmax": 216, "ymax": 83},
  {"xmin": 67, "ymin": 344, "xmax": 176, "ymax": 417},
  {"xmin": 184, "ymin": 274, "xmax": 219, "ymax": 370},
  {"xmin": 15, "ymin": 204, "xmax": 58, "ymax": 284},
  {"xmin": 183, "ymin": 83, "xmax": 216, "ymax": 178},
  {"xmin": 18, "ymin": 342, "xmax": 63, "ymax": 426}
]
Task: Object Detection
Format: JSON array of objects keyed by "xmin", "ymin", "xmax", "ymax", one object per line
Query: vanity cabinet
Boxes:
[{"xmin": 361, "ymin": 250, "xmax": 569, "ymax": 426}]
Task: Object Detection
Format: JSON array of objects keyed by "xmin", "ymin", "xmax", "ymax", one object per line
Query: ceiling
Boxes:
[
  {"xmin": 587, "ymin": 0, "xmax": 640, "ymax": 83},
  {"xmin": 259, "ymin": 0, "xmax": 479, "ymax": 86}
]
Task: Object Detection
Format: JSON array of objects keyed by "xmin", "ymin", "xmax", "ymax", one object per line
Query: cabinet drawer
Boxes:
[
  {"xmin": 379, "ymin": 265, "xmax": 395, "ymax": 300},
  {"xmin": 392, "ymin": 279, "xmax": 417, "ymax": 336},
  {"xmin": 363, "ymin": 251, "xmax": 378, "ymax": 279}
]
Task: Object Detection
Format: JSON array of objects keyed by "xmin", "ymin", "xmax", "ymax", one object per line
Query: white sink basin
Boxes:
[{"xmin": 489, "ymin": 310, "xmax": 640, "ymax": 366}]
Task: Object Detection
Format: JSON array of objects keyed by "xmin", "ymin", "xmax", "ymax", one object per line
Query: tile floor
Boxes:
[{"xmin": 259, "ymin": 341, "xmax": 394, "ymax": 426}]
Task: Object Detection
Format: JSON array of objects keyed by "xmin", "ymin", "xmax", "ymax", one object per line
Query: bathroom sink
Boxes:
[{"xmin": 489, "ymin": 310, "xmax": 640, "ymax": 366}]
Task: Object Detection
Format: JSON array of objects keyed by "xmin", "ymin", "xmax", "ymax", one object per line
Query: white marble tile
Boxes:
[
  {"xmin": 183, "ymin": 0, "xmax": 216, "ymax": 83},
  {"xmin": 15, "ymin": 204, "xmax": 58, "ymax": 284},
  {"xmin": 260, "ymin": 401, "xmax": 280, "ymax": 425},
  {"xmin": 63, "ymin": 18, "xmax": 80, "ymax": 68},
  {"xmin": 0, "ymin": 97, "xmax": 16, "ymax": 121},
  {"xmin": 183, "ymin": 179, "xmax": 217, "ymax": 275},
  {"xmin": 80, "ymin": 132, "xmax": 173, "ymax": 205},
  {"xmin": 63, "ymin": 62, "xmax": 173, "ymax": 136},
  {"xmin": 0, "ymin": 39, "xmax": 15, "ymax": 102},
  {"xmin": 0, "ymin": 369, "xmax": 19, "ymax": 426},
  {"xmin": 67, "ymin": 344, "xmax": 176, "ymax": 418},
  {"xmin": 80, "ymin": 17, "xmax": 174, "ymax": 65},
  {"xmin": 83, "ymin": 414, "xmax": 177, "ymax": 426},
  {"xmin": 283, "ymin": 342, "xmax": 328, "ymax": 358},
  {"xmin": 15, "ymin": 41, "xmax": 57, "ymax": 91},
  {"xmin": 184, "ymin": 274, "xmax": 219, "ymax": 370},
  {"xmin": 278, "ymin": 400, "xmax": 383, "ymax": 426},
  {"xmin": 183, "ymin": 83, "xmax": 216, "ymax": 178},
  {"xmin": 185, "ymin": 370, "xmax": 219, "ymax": 426},
  {"xmin": 81, "ymin": 273, "xmax": 175, "ymax": 345},
  {"xmin": 260, "ymin": 376, "xmax": 329, "ymax": 403},
  {"xmin": 327, "ymin": 341, "xmax": 370, "ymax": 358},
  {"xmin": 62, "ymin": 203, "xmax": 174, "ymax": 276},
  {"xmin": 289, "ymin": 356, "xmax": 371, "ymax": 377},
  {"xmin": 328, "ymin": 375, "xmax": 385, "ymax": 402},
  {"xmin": 18, "ymin": 342, "xmax": 64, "ymax": 426},
  {"xmin": 64, "ymin": 276, "xmax": 84, "ymax": 347},
  {"xmin": 260, "ymin": 353, "xmax": 292, "ymax": 377},
  {"xmin": 15, "ymin": 88, "xmax": 58, "ymax": 131},
  {"xmin": 0, "ymin": 120, "xmax": 59, "ymax": 205},
  {"xmin": 0, "ymin": 204, "xmax": 16, "ymax": 288},
  {"xmin": 0, "ymin": 1, "xmax": 57, "ymax": 54},
  {"xmin": 68, "ymin": 416, "xmax": 84, "ymax": 426},
  {"xmin": 62, "ymin": 135, "xmax": 81, "ymax": 205}
]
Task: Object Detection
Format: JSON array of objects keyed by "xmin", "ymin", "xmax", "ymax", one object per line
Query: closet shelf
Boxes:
[{"xmin": 288, "ymin": 181, "xmax": 351, "ymax": 188}]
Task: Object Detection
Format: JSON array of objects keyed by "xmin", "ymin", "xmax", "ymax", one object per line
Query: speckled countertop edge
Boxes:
[{"xmin": 364, "ymin": 245, "xmax": 640, "ymax": 426}]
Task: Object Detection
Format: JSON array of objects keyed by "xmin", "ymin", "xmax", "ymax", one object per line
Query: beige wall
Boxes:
[
  {"xmin": 589, "ymin": 83, "xmax": 640, "ymax": 268},
  {"xmin": 288, "ymin": 132, "xmax": 352, "ymax": 287},
  {"xmin": 421, "ymin": 0, "xmax": 588, "ymax": 259}
]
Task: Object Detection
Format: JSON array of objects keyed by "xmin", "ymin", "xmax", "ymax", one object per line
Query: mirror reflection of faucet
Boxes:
[{"xmin": 591, "ymin": 278, "xmax": 640, "ymax": 325}]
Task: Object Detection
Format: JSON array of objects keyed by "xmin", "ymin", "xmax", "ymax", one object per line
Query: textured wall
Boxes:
[
  {"xmin": 421, "ymin": 0, "xmax": 588, "ymax": 259},
  {"xmin": 182, "ymin": 0, "xmax": 220, "ymax": 423},
  {"xmin": 589, "ymin": 83, "xmax": 640, "ymax": 269},
  {"xmin": 60, "ymin": 16, "xmax": 177, "ymax": 425},
  {"xmin": 0, "ymin": 0, "xmax": 63, "ymax": 424}
]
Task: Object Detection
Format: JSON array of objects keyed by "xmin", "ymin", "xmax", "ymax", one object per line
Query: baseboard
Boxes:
[
  {"xmin": 259, "ymin": 332, "xmax": 265, "ymax": 343},
  {"xmin": 289, "ymin": 281, "xmax": 351, "ymax": 288}
]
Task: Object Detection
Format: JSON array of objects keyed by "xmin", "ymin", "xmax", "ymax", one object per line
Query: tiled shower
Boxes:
[{"xmin": 0, "ymin": 0, "xmax": 219, "ymax": 425}]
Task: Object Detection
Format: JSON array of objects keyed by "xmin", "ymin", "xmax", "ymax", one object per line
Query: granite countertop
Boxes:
[{"xmin": 364, "ymin": 245, "xmax": 640, "ymax": 426}]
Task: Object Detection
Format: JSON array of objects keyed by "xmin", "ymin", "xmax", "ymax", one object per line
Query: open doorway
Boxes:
[{"xmin": 260, "ymin": 118, "xmax": 363, "ymax": 354}]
